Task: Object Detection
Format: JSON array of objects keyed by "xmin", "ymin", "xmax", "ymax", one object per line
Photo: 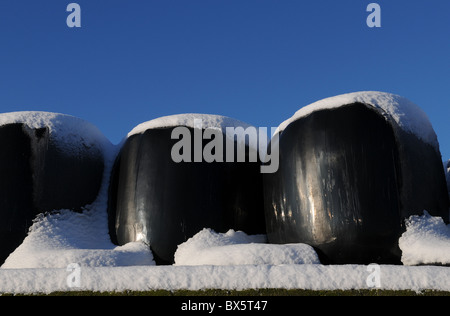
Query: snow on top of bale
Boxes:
[
  {"xmin": 127, "ymin": 113, "xmax": 266, "ymax": 150},
  {"xmin": 275, "ymin": 91, "xmax": 439, "ymax": 150},
  {"xmin": 0, "ymin": 111, "xmax": 112, "ymax": 155},
  {"xmin": 128, "ymin": 113, "xmax": 254, "ymax": 136}
]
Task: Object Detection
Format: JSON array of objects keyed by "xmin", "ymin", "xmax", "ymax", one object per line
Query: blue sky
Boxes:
[{"xmin": 0, "ymin": 1, "xmax": 449, "ymax": 160}]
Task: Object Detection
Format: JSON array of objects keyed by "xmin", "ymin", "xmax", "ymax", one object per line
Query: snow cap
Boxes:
[
  {"xmin": 275, "ymin": 91, "xmax": 439, "ymax": 150},
  {"xmin": 0, "ymin": 111, "xmax": 112, "ymax": 154},
  {"xmin": 127, "ymin": 113, "xmax": 265, "ymax": 149},
  {"xmin": 128, "ymin": 113, "xmax": 255, "ymax": 136}
]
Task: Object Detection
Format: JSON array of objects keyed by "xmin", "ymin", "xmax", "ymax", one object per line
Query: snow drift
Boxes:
[
  {"xmin": 1, "ymin": 209, "xmax": 154, "ymax": 269},
  {"xmin": 174, "ymin": 228, "xmax": 320, "ymax": 266}
]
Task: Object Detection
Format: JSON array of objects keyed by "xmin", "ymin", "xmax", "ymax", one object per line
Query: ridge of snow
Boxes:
[{"xmin": 275, "ymin": 91, "xmax": 439, "ymax": 150}]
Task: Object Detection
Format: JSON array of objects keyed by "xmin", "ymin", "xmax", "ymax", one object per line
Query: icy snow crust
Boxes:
[
  {"xmin": 1, "ymin": 209, "xmax": 154, "ymax": 269},
  {"xmin": 0, "ymin": 111, "xmax": 113, "ymax": 155},
  {"xmin": 275, "ymin": 91, "xmax": 439, "ymax": 151},
  {"xmin": 0, "ymin": 110, "xmax": 450, "ymax": 293}
]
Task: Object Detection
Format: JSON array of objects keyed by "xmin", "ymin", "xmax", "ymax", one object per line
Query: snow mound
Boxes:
[
  {"xmin": 174, "ymin": 228, "xmax": 320, "ymax": 266},
  {"xmin": 275, "ymin": 91, "xmax": 439, "ymax": 150},
  {"xmin": 0, "ymin": 111, "xmax": 113, "ymax": 155},
  {"xmin": 399, "ymin": 211, "xmax": 450, "ymax": 266},
  {"xmin": 1, "ymin": 208, "xmax": 154, "ymax": 268},
  {"xmin": 2, "ymin": 242, "xmax": 153, "ymax": 269}
]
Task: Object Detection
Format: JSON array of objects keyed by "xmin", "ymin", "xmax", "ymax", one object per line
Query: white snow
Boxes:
[
  {"xmin": 0, "ymin": 111, "xmax": 113, "ymax": 155},
  {"xmin": 399, "ymin": 211, "xmax": 450, "ymax": 266},
  {"xmin": 275, "ymin": 91, "xmax": 439, "ymax": 151},
  {"xmin": 0, "ymin": 209, "xmax": 154, "ymax": 269},
  {"xmin": 0, "ymin": 264, "xmax": 450, "ymax": 294},
  {"xmin": 174, "ymin": 228, "xmax": 320, "ymax": 266},
  {"xmin": 128, "ymin": 113, "xmax": 254, "ymax": 137},
  {"xmin": 1, "ymin": 205, "xmax": 449, "ymax": 293}
]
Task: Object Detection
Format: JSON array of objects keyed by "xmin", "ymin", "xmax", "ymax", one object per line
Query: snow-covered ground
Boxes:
[
  {"xmin": 0, "ymin": 105, "xmax": 449, "ymax": 294},
  {"xmin": 1, "ymin": 205, "xmax": 450, "ymax": 294},
  {"xmin": 2, "ymin": 263, "xmax": 450, "ymax": 294}
]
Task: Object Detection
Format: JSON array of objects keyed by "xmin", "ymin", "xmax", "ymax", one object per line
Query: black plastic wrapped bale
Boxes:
[
  {"xmin": 108, "ymin": 114, "xmax": 266, "ymax": 264},
  {"xmin": 0, "ymin": 112, "xmax": 109, "ymax": 265},
  {"xmin": 264, "ymin": 92, "xmax": 450, "ymax": 264}
]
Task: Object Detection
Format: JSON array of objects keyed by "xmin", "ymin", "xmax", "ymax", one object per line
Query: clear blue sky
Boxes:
[{"xmin": 0, "ymin": 0, "xmax": 449, "ymax": 160}]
